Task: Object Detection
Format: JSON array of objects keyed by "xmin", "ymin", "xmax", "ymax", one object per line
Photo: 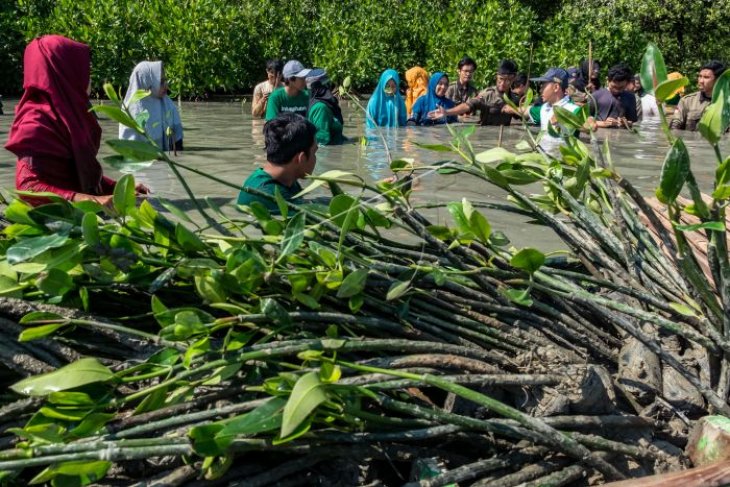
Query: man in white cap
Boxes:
[{"xmin": 265, "ymin": 59, "xmax": 312, "ymax": 121}]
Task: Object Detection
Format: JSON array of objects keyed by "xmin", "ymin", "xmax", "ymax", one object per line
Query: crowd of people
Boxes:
[{"xmin": 2, "ymin": 34, "xmax": 727, "ymax": 212}]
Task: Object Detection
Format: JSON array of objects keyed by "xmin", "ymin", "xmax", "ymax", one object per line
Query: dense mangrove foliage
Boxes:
[
  {"xmin": 0, "ymin": 45, "xmax": 729, "ymax": 485},
  {"xmin": 1, "ymin": 0, "xmax": 730, "ymax": 96}
]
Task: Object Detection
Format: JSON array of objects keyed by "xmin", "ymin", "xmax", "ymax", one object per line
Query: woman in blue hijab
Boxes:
[
  {"xmin": 366, "ymin": 69, "xmax": 407, "ymax": 128},
  {"xmin": 408, "ymin": 72, "xmax": 457, "ymax": 126}
]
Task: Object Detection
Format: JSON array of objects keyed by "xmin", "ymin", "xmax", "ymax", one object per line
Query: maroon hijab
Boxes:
[{"xmin": 5, "ymin": 35, "xmax": 103, "ymax": 194}]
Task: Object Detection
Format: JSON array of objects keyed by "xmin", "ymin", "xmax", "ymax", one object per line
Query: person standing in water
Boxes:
[
  {"xmin": 306, "ymin": 68, "xmax": 345, "ymax": 145},
  {"xmin": 429, "ymin": 59, "xmax": 520, "ymax": 126},
  {"xmin": 366, "ymin": 69, "xmax": 407, "ymax": 128},
  {"xmin": 265, "ymin": 60, "xmax": 311, "ymax": 121},
  {"xmin": 252, "ymin": 59, "xmax": 283, "ymax": 119},
  {"xmin": 119, "ymin": 61, "xmax": 183, "ymax": 151},
  {"xmin": 445, "ymin": 56, "xmax": 478, "ymax": 105},
  {"xmin": 404, "ymin": 66, "xmax": 429, "ymax": 117},
  {"xmin": 670, "ymin": 60, "xmax": 726, "ymax": 131},
  {"xmin": 408, "ymin": 72, "xmax": 457, "ymax": 126},
  {"xmin": 5, "ymin": 35, "xmax": 147, "ymax": 206}
]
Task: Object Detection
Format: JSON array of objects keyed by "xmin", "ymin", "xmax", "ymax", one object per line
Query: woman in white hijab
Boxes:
[{"xmin": 119, "ymin": 61, "xmax": 183, "ymax": 151}]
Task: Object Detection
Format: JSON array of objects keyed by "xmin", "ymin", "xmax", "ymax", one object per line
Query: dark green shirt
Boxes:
[
  {"xmin": 237, "ymin": 167, "xmax": 302, "ymax": 212},
  {"xmin": 265, "ymin": 87, "xmax": 310, "ymax": 121},
  {"xmin": 308, "ymin": 102, "xmax": 344, "ymax": 145}
]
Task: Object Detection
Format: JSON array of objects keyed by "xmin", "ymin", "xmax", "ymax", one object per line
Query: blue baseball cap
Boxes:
[{"xmin": 531, "ymin": 68, "xmax": 569, "ymax": 90}]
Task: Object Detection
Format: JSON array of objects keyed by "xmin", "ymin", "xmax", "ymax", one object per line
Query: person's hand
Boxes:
[
  {"xmin": 428, "ymin": 106, "xmax": 446, "ymax": 119},
  {"xmin": 135, "ymin": 183, "xmax": 150, "ymax": 196},
  {"xmin": 501, "ymin": 104, "xmax": 516, "ymax": 115},
  {"xmin": 262, "ymin": 91, "xmax": 270, "ymax": 100}
]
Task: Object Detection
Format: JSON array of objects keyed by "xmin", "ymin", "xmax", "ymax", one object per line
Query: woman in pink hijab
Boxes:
[{"xmin": 5, "ymin": 35, "xmax": 147, "ymax": 205}]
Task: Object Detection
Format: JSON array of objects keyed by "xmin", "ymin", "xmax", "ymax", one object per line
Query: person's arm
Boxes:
[
  {"xmin": 428, "ymin": 100, "xmax": 474, "ymax": 120},
  {"xmin": 669, "ymin": 98, "xmax": 687, "ymax": 129},
  {"xmin": 251, "ymin": 84, "xmax": 267, "ymax": 118}
]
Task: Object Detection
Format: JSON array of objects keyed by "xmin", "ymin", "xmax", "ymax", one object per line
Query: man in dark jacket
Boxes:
[{"xmin": 590, "ymin": 63, "xmax": 638, "ymax": 128}]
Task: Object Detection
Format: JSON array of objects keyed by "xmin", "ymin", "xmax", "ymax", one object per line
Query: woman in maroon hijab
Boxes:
[{"xmin": 5, "ymin": 35, "xmax": 147, "ymax": 205}]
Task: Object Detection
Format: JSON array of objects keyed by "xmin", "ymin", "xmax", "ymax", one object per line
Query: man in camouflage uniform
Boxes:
[
  {"xmin": 670, "ymin": 60, "xmax": 726, "ymax": 131},
  {"xmin": 445, "ymin": 56, "xmax": 478, "ymax": 105},
  {"xmin": 430, "ymin": 59, "xmax": 520, "ymax": 126}
]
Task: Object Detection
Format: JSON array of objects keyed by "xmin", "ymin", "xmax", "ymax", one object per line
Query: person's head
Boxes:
[
  {"xmin": 379, "ymin": 69, "xmax": 401, "ymax": 96},
  {"xmin": 632, "ymin": 74, "xmax": 642, "ymax": 93},
  {"xmin": 23, "ymin": 35, "xmax": 92, "ymax": 98},
  {"xmin": 282, "ymin": 60, "xmax": 311, "ymax": 92},
  {"xmin": 306, "ymin": 68, "xmax": 329, "ymax": 91},
  {"xmin": 430, "ymin": 73, "xmax": 449, "ymax": 98},
  {"xmin": 129, "ymin": 61, "xmax": 167, "ymax": 98},
  {"xmin": 580, "ymin": 59, "xmax": 601, "ymax": 91},
  {"xmin": 264, "ymin": 113, "xmax": 318, "ymax": 177},
  {"xmin": 512, "ymin": 73, "xmax": 528, "ymax": 97},
  {"xmin": 699, "ymin": 60, "xmax": 726, "ymax": 97},
  {"xmin": 496, "ymin": 59, "xmax": 518, "ymax": 93},
  {"xmin": 405, "ymin": 66, "xmax": 429, "ymax": 90},
  {"xmin": 531, "ymin": 68, "xmax": 568, "ymax": 105},
  {"xmin": 457, "ymin": 56, "xmax": 477, "ymax": 85},
  {"xmin": 606, "ymin": 63, "xmax": 633, "ymax": 96},
  {"xmin": 266, "ymin": 59, "xmax": 284, "ymax": 85}
]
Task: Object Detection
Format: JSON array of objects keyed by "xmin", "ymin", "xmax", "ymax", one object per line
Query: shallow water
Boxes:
[{"xmin": 0, "ymin": 99, "xmax": 728, "ymax": 250}]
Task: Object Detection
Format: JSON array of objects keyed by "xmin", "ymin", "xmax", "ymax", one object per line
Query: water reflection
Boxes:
[{"xmin": 1, "ymin": 98, "xmax": 728, "ymax": 250}]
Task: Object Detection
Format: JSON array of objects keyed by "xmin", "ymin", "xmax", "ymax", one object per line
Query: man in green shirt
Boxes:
[
  {"xmin": 238, "ymin": 113, "xmax": 318, "ymax": 212},
  {"xmin": 265, "ymin": 60, "xmax": 311, "ymax": 121}
]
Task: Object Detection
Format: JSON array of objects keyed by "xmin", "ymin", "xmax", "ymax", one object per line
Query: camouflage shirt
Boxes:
[
  {"xmin": 669, "ymin": 91, "xmax": 712, "ymax": 131},
  {"xmin": 445, "ymin": 81, "xmax": 477, "ymax": 105},
  {"xmin": 466, "ymin": 86, "xmax": 519, "ymax": 126}
]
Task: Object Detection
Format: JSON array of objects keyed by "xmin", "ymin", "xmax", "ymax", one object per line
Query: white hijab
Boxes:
[{"xmin": 119, "ymin": 61, "xmax": 183, "ymax": 150}]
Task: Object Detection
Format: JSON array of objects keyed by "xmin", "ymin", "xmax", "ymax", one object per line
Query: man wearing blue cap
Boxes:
[
  {"xmin": 529, "ymin": 68, "xmax": 586, "ymax": 141},
  {"xmin": 265, "ymin": 60, "xmax": 312, "ymax": 121}
]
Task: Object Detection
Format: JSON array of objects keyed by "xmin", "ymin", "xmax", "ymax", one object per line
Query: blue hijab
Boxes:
[
  {"xmin": 409, "ymin": 72, "xmax": 456, "ymax": 125},
  {"xmin": 366, "ymin": 69, "xmax": 407, "ymax": 128}
]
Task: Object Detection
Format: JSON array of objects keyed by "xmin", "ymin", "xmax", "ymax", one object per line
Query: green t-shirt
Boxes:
[
  {"xmin": 308, "ymin": 102, "xmax": 344, "ymax": 145},
  {"xmin": 265, "ymin": 87, "xmax": 310, "ymax": 121},
  {"xmin": 237, "ymin": 167, "xmax": 302, "ymax": 213}
]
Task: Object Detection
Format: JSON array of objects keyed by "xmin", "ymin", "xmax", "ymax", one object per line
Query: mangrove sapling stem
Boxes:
[
  {"xmin": 578, "ymin": 298, "xmax": 730, "ymax": 415},
  {"xmin": 364, "ymin": 374, "xmax": 563, "ymax": 390},
  {"xmin": 473, "ymin": 458, "xmax": 575, "ymax": 487},
  {"xmin": 0, "ymin": 445, "xmax": 194, "ymax": 471},
  {"xmin": 333, "ymin": 361, "xmax": 625, "ymax": 480},
  {"xmin": 515, "ymin": 464, "xmax": 586, "ymax": 487},
  {"xmin": 406, "ymin": 456, "xmax": 513, "ymax": 487},
  {"xmin": 358, "ymin": 354, "xmax": 500, "ymax": 374},
  {"xmin": 309, "ymin": 424, "xmax": 463, "ymax": 443},
  {"xmin": 0, "ymin": 437, "xmax": 190, "ymax": 460},
  {"xmin": 44, "ymin": 318, "xmax": 184, "ymax": 351},
  {"xmin": 535, "ymin": 272, "xmax": 727, "ymax": 354}
]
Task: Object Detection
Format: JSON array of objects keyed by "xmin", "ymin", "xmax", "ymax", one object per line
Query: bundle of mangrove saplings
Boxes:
[{"xmin": 1, "ymin": 44, "xmax": 730, "ymax": 486}]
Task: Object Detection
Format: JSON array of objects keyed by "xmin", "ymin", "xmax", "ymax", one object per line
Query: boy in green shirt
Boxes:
[
  {"xmin": 238, "ymin": 113, "xmax": 318, "ymax": 212},
  {"xmin": 306, "ymin": 68, "xmax": 345, "ymax": 145},
  {"xmin": 265, "ymin": 60, "xmax": 311, "ymax": 121}
]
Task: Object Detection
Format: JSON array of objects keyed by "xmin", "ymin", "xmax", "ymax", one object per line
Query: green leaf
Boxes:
[
  {"xmin": 503, "ymin": 287, "xmax": 533, "ymax": 307},
  {"xmin": 712, "ymin": 184, "xmax": 730, "ymax": 200},
  {"xmin": 699, "ymin": 70, "xmax": 730, "ymax": 145},
  {"xmin": 19, "ymin": 324, "xmax": 66, "ymax": 342},
  {"xmin": 552, "ymin": 105, "xmax": 583, "ymax": 130},
  {"xmin": 468, "ymin": 210, "xmax": 491, "ymax": 242},
  {"xmin": 328, "ymin": 194, "xmax": 358, "ymax": 228},
  {"xmin": 274, "ymin": 186, "xmax": 289, "ymax": 219},
  {"xmin": 113, "ymin": 174, "xmax": 136, "ymax": 216},
  {"xmin": 103, "ymin": 83, "xmax": 119, "ymax": 102},
  {"xmin": 81, "ymin": 213, "xmax": 100, "ymax": 247},
  {"xmin": 294, "ymin": 170, "xmax": 363, "ymax": 198},
  {"xmin": 337, "ymin": 269, "xmax": 368, "ymax": 298},
  {"xmin": 36, "ymin": 268, "xmax": 73, "ymax": 296},
  {"xmin": 413, "ymin": 142, "xmax": 453, "ymax": 152},
  {"xmin": 280, "ymin": 372, "xmax": 328, "ymax": 438},
  {"xmin": 195, "ymin": 273, "xmax": 228, "ymax": 304},
  {"xmin": 107, "ymin": 139, "xmax": 161, "ymax": 162},
  {"xmin": 655, "ymin": 77, "xmax": 689, "ymax": 103},
  {"xmin": 278, "ymin": 212, "xmax": 305, "ymax": 262},
  {"xmin": 655, "ymin": 138, "xmax": 690, "ymax": 204},
  {"xmin": 90, "ymin": 105, "xmax": 138, "ymax": 129},
  {"xmin": 6, "ymin": 232, "xmax": 70, "ymax": 264},
  {"xmin": 11, "ymin": 358, "xmax": 114, "ymax": 397},
  {"xmin": 475, "ymin": 147, "xmax": 516, "ymax": 164},
  {"xmin": 674, "ymin": 221, "xmax": 725, "ymax": 232},
  {"xmin": 510, "ymin": 248, "xmax": 545, "ymax": 274},
  {"xmin": 158, "ymin": 197, "xmax": 195, "ymax": 225},
  {"xmin": 30, "ymin": 460, "xmax": 111, "ymax": 486},
  {"xmin": 20, "ymin": 311, "xmax": 64, "ymax": 324},
  {"xmin": 128, "ymin": 89, "xmax": 151, "ymax": 105},
  {"xmin": 216, "ymin": 396, "xmax": 286, "ymax": 444},
  {"xmin": 640, "ymin": 43, "xmax": 668, "ymax": 95},
  {"xmin": 175, "ymin": 224, "xmax": 206, "ymax": 253},
  {"xmin": 104, "ymin": 155, "xmax": 155, "ymax": 173},
  {"xmin": 386, "ymin": 280, "xmax": 410, "ymax": 301},
  {"xmin": 669, "ymin": 302, "xmax": 699, "ymax": 317}
]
